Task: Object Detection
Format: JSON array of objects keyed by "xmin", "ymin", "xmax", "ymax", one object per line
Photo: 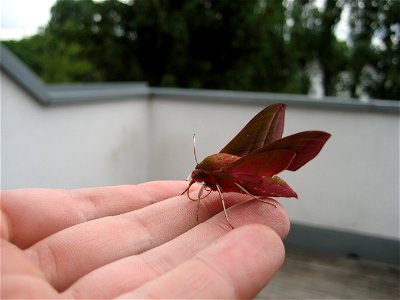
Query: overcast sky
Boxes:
[
  {"xmin": 1, "ymin": 0, "xmax": 57, "ymax": 40},
  {"xmin": 0, "ymin": 0, "xmax": 349, "ymax": 41}
]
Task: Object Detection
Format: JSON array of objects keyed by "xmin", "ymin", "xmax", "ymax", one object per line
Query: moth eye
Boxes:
[
  {"xmin": 192, "ymin": 169, "xmax": 206, "ymax": 181},
  {"xmin": 196, "ymin": 171, "xmax": 206, "ymax": 179}
]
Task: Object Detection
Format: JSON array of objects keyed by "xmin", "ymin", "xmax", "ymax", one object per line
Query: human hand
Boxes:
[{"xmin": 1, "ymin": 180, "xmax": 290, "ymax": 299}]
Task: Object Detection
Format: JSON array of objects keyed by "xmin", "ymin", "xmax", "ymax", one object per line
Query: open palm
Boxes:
[{"xmin": 2, "ymin": 181, "xmax": 289, "ymax": 298}]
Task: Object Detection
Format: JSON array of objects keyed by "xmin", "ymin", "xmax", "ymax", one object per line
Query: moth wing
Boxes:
[
  {"xmin": 254, "ymin": 131, "xmax": 331, "ymax": 171},
  {"xmin": 224, "ymin": 149, "xmax": 296, "ymax": 177},
  {"xmin": 234, "ymin": 175, "xmax": 298, "ymax": 198},
  {"xmin": 220, "ymin": 104, "xmax": 285, "ymax": 157}
]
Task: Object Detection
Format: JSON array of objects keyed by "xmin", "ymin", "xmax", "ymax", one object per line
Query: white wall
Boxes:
[
  {"xmin": 1, "ymin": 73, "xmax": 149, "ymax": 189},
  {"xmin": 2, "ymin": 70, "xmax": 399, "ymax": 241},
  {"xmin": 149, "ymin": 99, "xmax": 399, "ymax": 240}
]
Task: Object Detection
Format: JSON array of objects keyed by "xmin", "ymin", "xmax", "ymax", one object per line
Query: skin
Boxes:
[{"xmin": 1, "ymin": 180, "xmax": 290, "ymax": 299}]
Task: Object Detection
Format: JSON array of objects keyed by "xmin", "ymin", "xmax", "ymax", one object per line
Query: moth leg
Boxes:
[
  {"xmin": 182, "ymin": 180, "xmax": 198, "ymax": 201},
  {"xmin": 216, "ymin": 184, "xmax": 234, "ymax": 229},
  {"xmin": 195, "ymin": 185, "xmax": 206, "ymax": 221},
  {"xmin": 198, "ymin": 184, "xmax": 206, "ymax": 199},
  {"xmin": 186, "ymin": 185, "xmax": 198, "ymax": 202},
  {"xmin": 184, "ymin": 183, "xmax": 212, "ymax": 202},
  {"xmin": 196, "ymin": 194, "xmax": 201, "ymax": 222},
  {"xmin": 195, "ymin": 185, "xmax": 215, "ymax": 221},
  {"xmin": 233, "ymin": 182, "xmax": 277, "ymax": 208},
  {"xmin": 183, "ymin": 183, "xmax": 214, "ymax": 223},
  {"xmin": 198, "ymin": 184, "xmax": 213, "ymax": 199}
]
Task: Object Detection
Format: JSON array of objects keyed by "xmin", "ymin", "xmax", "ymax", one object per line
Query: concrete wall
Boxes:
[
  {"xmin": 149, "ymin": 98, "xmax": 399, "ymax": 240},
  {"xmin": 1, "ymin": 73, "xmax": 149, "ymax": 188}
]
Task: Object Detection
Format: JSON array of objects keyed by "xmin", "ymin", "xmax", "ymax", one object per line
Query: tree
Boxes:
[
  {"xmin": 3, "ymin": 32, "xmax": 97, "ymax": 83},
  {"xmin": 287, "ymin": 0, "xmax": 349, "ymax": 96},
  {"xmin": 348, "ymin": 0, "xmax": 400, "ymax": 99},
  {"xmin": 2, "ymin": 0, "xmax": 398, "ymax": 99},
  {"xmin": 129, "ymin": 0, "xmax": 297, "ymax": 91}
]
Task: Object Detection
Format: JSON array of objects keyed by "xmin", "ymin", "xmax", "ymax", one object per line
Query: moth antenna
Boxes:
[{"xmin": 193, "ymin": 134, "xmax": 199, "ymax": 165}]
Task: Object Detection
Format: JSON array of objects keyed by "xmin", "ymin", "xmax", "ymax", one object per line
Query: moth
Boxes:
[{"xmin": 182, "ymin": 103, "xmax": 331, "ymax": 228}]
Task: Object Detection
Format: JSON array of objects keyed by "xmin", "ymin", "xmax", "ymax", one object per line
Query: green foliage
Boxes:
[
  {"xmin": 348, "ymin": 0, "xmax": 399, "ymax": 99},
  {"xmin": 2, "ymin": 0, "xmax": 398, "ymax": 99},
  {"xmin": 3, "ymin": 33, "xmax": 97, "ymax": 82}
]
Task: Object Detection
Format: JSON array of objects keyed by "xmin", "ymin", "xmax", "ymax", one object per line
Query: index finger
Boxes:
[{"xmin": 1, "ymin": 181, "xmax": 192, "ymax": 248}]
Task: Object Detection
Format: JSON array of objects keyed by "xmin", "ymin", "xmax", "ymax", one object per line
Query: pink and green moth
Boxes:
[{"xmin": 182, "ymin": 103, "xmax": 331, "ymax": 228}]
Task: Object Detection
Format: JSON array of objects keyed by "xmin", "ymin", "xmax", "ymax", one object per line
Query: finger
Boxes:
[
  {"xmin": 1, "ymin": 181, "xmax": 189, "ymax": 248},
  {"xmin": 1, "ymin": 240, "xmax": 60, "ymax": 299},
  {"xmin": 120, "ymin": 224, "xmax": 285, "ymax": 299},
  {"xmin": 209, "ymin": 197, "xmax": 291, "ymax": 239},
  {"xmin": 1, "ymin": 276, "xmax": 60, "ymax": 299},
  {"xmin": 26, "ymin": 189, "xmax": 238, "ymax": 291},
  {"xmin": 63, "ymin": 199, "xmax": 289, "ymax": 299},
  {"xmin": 1, "ymin": 240, "xmax": 46, "ymax": 279}
]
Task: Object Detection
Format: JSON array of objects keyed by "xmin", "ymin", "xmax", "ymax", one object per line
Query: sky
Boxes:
[
  {"xmin": 0, "ymin": 0, "xmax": 349, "ymax": 41},
  {"xmin": 0, "ymin": 0, "xmax": 57, "ymax": 40}
]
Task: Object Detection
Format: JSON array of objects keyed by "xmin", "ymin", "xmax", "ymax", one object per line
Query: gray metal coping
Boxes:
[
  {"xmin": 150, "ymin": 87, "xmax": 400, "ymax": 113},
  {"xmin": 1, "ymin": 43, "xmax": 399, "ymax": 113},
  {"xmin": 47, "ymin": 82, "xmax": 149, "ymax": 103}
]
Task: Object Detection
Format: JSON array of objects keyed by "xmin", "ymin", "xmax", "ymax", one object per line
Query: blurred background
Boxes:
[
  {"xmin": 1, "ymin": 0, "xmax": 399, "ymax": 99},
  {"xmin": 1, "ymin": 0, "xmax": 399, "ymax": 298}
]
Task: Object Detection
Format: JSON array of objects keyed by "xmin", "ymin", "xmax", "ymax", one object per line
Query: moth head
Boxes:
[{"xmin": 191, "ymin": 169, "xmax": 208, "ymax": 182}]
